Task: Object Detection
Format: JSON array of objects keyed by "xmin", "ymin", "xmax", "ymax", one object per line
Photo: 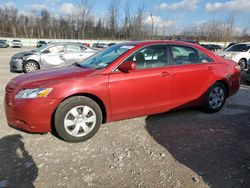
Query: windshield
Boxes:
[
  {"xmin": 225, "ymin": 44, "xmax": 250, "ymax": 52},
  {"xmin": 78, "ymin": 44, "xmax": 135, "ymax": 69}
]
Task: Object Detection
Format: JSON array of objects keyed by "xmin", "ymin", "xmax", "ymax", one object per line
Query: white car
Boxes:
[
  {"xmin": 11, "ymin": 39, "xmax": 23, "ymax": 48},
  {"xmin": 10, "ymin": 43, "xmax": 99, "ymax": 73},
  {"xmin": 216, "ymin": 42, "xmax": 250, "ymax": 70}
]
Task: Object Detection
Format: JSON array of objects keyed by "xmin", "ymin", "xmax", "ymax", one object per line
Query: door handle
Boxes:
[
  {"xmin": 208, "ymin": 66, "xmax": 214, "ymax": 71},
  {"xmin": 160, "ymin": 72, "xmax": 171, "ymax": 77}
]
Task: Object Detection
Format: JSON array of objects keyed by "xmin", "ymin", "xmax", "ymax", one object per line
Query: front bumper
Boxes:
[
  {"xmin": 10, "ymin": 58, "xmax": 24, "ymax": 72},
  {"xmin": 4, "ymin": 84, "xmax": 60, "ymax": 133}
]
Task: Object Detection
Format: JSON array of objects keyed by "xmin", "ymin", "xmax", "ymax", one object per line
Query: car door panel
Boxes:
[
  {"xmin": 108, "ymin": 67, "xmax": 172, "ymax": 121},
  {"xmin": 170, "ymin": 44, "xmax": 215, "ymax": 108},
  {"xmin": 172, "ymin": 64, "xmax": 214, "ymax": 108},
  {"xmin": 41, "ymin": 53, "xmax": 65, "ymax": 68}
]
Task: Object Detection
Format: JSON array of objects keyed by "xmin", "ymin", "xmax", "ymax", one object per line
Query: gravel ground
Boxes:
[{"xmin": 0, "ymin": 48, "xmax": 249, "ymax": 188}]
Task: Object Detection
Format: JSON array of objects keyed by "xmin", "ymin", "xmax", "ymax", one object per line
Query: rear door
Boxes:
[
  {"xmin": 108, "ymin": 45, "xmax": 173, "ymax": 120},
  {"xmin": 169, "ymin": 44, "xmax": 215, "ymax": 108}
]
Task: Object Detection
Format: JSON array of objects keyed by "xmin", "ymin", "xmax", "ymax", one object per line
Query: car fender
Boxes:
[{"xmin": 25, "ymin": 54, "xmax": 41, "ymax": 67}]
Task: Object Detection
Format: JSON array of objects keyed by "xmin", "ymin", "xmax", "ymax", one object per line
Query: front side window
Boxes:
[
  {"xmin": 170, "ymin": 45, "xmax": 212, "ymax": 65},
  {"xmin": 66, "ymin": 45, "xmax": 82, "ymax": 53},
  {"xmin": 47, "ymin": 45, "xmax": 64, "ymax": 54},
  {"xmin": 125, "ymin": 45, "xmax": 168, "ymax": 69}
]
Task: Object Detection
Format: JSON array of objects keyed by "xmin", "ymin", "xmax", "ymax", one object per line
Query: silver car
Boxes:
[{"xmin": 10, "ymin": 43, "xmax": 99, "ymax": 73}]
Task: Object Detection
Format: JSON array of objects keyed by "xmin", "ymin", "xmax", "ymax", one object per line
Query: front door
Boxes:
[{"xmin": 108, "ymin": 45, "xmax": 173, "ymax": 121}]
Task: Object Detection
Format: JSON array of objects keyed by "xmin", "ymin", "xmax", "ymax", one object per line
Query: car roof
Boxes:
[
  {"xmin": 121, "ymin": 40, "xmax": 201, "ymax": 48},
  {"xmin": 234, "ymin": 42, "xmax": 250, "ymax": 45}
]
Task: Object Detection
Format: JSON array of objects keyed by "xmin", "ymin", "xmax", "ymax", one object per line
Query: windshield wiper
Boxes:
[
  {"xmin": 72, "ymin": 62, "xmax": 83, "ymax": 67},
  {"xmin": 72, "ymin": 62, "xmax": 91, "ymax": 68}
]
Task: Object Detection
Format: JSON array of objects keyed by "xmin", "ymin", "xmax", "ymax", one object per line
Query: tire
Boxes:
[
  {"xmin": 202, "ymin": 82, "xmax": 227, "ymax": 113},
  {"xmin": 54, "ymin": 96, "xmax": 102, "ymax": 142},
  {"xmin": 23, "ymin": 61, "xmax": 40, "ymax": 73},
  {"xmin": 238, "ymin": 59, "xmax": 246, "ymax": 71}
]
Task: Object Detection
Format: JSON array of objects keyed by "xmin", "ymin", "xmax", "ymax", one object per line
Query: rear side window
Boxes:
[
  {"xmin": 170, "ymin": 45, "xmax": 212, "ymax": 65},
  {"xmin": 226, "ymin": 44, "xmax": 250, "ymax": 52}
]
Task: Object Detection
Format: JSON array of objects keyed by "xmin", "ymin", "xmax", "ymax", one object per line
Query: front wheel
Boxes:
[
  {"xmin": 54, "ymin": 96, "xmax": 102, "ymax": 142},
  {"xmin": 238, "ymin": 59, "xmax": 246, "ymax": 71},
  {"xmin": 202, "ymin": 82, "xmax": 227, "ymax": 113},
  {"xmin": 23, "ymin": 61, "xmax": 40, "ymax": 73}
]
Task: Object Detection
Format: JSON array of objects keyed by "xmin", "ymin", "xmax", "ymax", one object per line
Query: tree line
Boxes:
[{"xmin": 0, "ymin": 0, "xmax": 249, "ymax": 42}]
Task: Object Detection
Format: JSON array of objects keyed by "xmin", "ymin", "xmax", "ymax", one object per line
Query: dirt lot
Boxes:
[{"xmin": 0, "ymin": 48, "xmax": 249, "ymax": 188}]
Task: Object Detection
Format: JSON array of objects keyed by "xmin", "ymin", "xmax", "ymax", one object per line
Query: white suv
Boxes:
[{"xmin": 216, "ymin": 42, "xmax": 250, "ymax": 70}]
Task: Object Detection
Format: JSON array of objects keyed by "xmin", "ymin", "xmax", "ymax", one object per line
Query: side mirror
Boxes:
[
  {"xmin": 118, "ymin": 61, "xmax": 136, "ymax": 73},
  {"xmin": 42, "ymin": 49, "xmax": 50, "ymax": 54}
]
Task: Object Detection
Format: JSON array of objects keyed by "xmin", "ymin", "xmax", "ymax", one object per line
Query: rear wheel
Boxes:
[
  {"xmin": 23, "ymin": 61, "xmax": 39, "ymax": 73},
  {"xmin": 54, "ymin": 96, "xmax": 102, "ymax": 142},
  {"xmin": 202, "ymin": 82, "xmax": 227, "ymax": 113},
  {"xmin": 238, "ymin": 59, "xmax": 246, "ymax": 71}
]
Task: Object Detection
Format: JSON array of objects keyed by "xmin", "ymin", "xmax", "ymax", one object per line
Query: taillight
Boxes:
[{"xmin": 234, "ymin": 64, "xmax": 241, "ymax": 71}]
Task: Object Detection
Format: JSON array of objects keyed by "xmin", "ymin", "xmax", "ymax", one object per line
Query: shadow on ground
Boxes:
[
  {"xmin": 145, "ymin": 107, "xmax": 250, "ymax": 188},
  {"xmin": 241, "ymin": 71, "xmax": 250, "ymax": 85},
  {"xmin": 0, "ymin": 134, "xmax": 38, "ymax": 188}
]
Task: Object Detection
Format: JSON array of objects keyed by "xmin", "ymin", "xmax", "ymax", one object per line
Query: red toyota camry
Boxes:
[{"xmin": 5, "ymin": 41, "xmax": 240, "ymax": 142}]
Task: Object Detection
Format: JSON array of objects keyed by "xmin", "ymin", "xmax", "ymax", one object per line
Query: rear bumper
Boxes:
[
  {"xmin": 227, "ymin": 72, "xmax": 240, "ymax": 97},
  {"xmin": 5, "ymin": 97, "xmax": 60, "ymax": 133}
]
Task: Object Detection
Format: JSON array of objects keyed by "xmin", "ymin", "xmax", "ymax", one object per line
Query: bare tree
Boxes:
[
  {"xmin": 107, "ymin": 0, "xmax": 120, "ymax": 39},
  {"xmin": 78, "ymin": 0, "xmax": 93, "ymax": 39},
  {"xmin": 132, "ymin": 4, "xmax": 145, "ymax": 40}
]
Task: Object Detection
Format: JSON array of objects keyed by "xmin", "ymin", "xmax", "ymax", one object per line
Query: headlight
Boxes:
[
  {"xmin": 15, "ymin": 88, "xmax": 53, "ymax": 99},
  {"xmin": 228, "ymin": 53, "xmax": 237, "ymax": 59},
  {"xmin": 13, "ymin": 58, "xmax": 23, "ymax": 63}
]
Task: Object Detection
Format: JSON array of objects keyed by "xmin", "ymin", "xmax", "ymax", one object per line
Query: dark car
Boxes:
[
  {"xmin": 201, "ymin": 44, "xmax": 222, "ymax": 52},
  {"xmin": 5, "ymin": 40, "xmax": 240, "ymax": 142},
  {"xmin": 174, "ymin": 38, "xmax": 200, "ymax": 45},
  {"xmin": 36, "ymin": 41, "xmax": 47, "ymax": 48},
  {"xmin": 0, "ymin": 40, "xmax": 9, "ymax": 48}
]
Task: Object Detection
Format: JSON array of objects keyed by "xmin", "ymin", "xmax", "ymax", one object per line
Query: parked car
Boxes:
[
  {"xmin": 108, "ymin": 43, "xmax": 116, "ymax": 47},
  {"xmin": 174, "ymin": 38, "xmax": 200, "ymax": 45},
  {"xmin": 5, "ymin": 41, "xmax": 240, "ymax": 142},
  {"xmin": 81, "ymin": 42, "xmax": 90, "ymax": 47},
  {"xmin": 10, "ymin": 43, "xmax": 99, "ymax": 73},
  {"xmin": 0, "ymin": 39, "xmax": 9, "ymax": 48},
  {"xmin": 92, "ymin": 43, "xmax": 108, "ymax": 49},
  {"xmin": 11, "ymin": 39, "xmax": 23, "ymax": 48},
  {"xmin": 36, "ymin": 40, "xmax": 47, "ymax": 48},
  {"xmin": 201, "ymin": 44, "xmax": 222, "ymax": 52},
  {"xmin": 216, "ymin": 42, "xmax": 250, "ymax": 70}
]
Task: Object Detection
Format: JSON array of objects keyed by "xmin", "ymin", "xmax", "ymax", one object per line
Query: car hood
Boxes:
[
  {"xmin": 11, "ymin": 65, "xmax": 99, "ymax": 87},
  {"xmin": 12, "ymin": 51, "xmax": 34, "ymax": 59}
]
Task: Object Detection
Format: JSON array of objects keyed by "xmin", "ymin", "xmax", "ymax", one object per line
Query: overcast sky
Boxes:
[{"xmin": 1, "ymin": 0, "xmax": 250, "ymax": 32}]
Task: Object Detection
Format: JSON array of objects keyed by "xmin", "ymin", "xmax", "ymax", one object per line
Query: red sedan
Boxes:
[{"xmin": 5, "ymin": 41, "xmax": 240, "ymax": 142}]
